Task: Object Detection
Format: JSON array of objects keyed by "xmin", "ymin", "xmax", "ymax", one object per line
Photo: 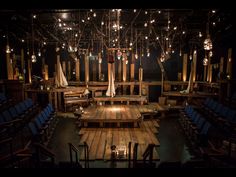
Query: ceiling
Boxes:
[{"xmin": 0, "ymin": 9, "xmax": 233, "ymax": 55}]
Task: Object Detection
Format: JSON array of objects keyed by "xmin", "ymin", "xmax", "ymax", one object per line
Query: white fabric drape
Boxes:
[
  {"xmin": 55, "ymin": 57, "xmax": 68, "ymax": 88},
  {"xmin": 106, "ymin": 63, "xmax": 116, "ymax": 97}
]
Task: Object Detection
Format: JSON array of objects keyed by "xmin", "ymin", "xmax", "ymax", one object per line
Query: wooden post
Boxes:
[
  {"xmin": 220, "ymin": 57, "xmax": 224, "ymax": 73},
  {"xmin": 98, "ymin": 53, "xmax": 102, "ymax": 81},
  {"xmin": 182, "ymin": 53, "xmax": 188, "ymax": 82},
  {"xmin": 75, "ymin": 59, "xmax": 80, "ymax": 81},
  {"xmin": 192, "ymin": 51, "xmax": 197, "ymax": 82},
  {"xmin": 130, "ymin": 53, "xmax": 135, "ymax": 95},
  {"xmin": 122, "ymin": 54, "xmax": 127, "ymax": 94},
  {"xmin": 209, "ymin": 64, "xmax": 213, "ymax": 83},
  {"xmin": 44, "ymin": 65, "xmax": 48, "ymax": 80},
  {"xmin": 118, "ymin": 58, "xmax": 122, "ymax": 81},
  {"xmin": 139, "ymin": 67, "xmax": 143, "ymax": 97},
  {"xmin": 6, "ymin": 49, "xmax": 13, "ymax": 80},
  {"xmin": 207, "ymin": 55, "xmax": 211, "ymax": 82},
  {"xmin": 203, "ymin": 66, "xmax": 207, "ymax": 81},
  {"xmin": 85, "ymin": 53, "xmax": 89, "ymax": 84},
  {"xmin": 92, "ymin": 59, "xmax": 97, "ymax": 81},
  {"xmin": 68, "ymin": 61, "xmax": 71, "ymax": 81},
  {"xmin": 226, "ymin": 48, "xmax": 232, "ymax": 78},
  {"xmin": 20, "ymin": 49, "xmax": 25, "ymax": 82},
  {"xmin": 28, "ymin": 59, "xmax": 32, "ymax": 83}
]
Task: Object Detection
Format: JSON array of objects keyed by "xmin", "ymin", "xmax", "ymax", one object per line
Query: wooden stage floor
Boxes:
[
  {"xmin": 77, "ymin": 119, "xmax": 160, "ymax": 161},
  {"xmin": 74, "ymin": 104, "xmax": 161, "ymax": 161},
  {"xmin": 79, "ymin": 104, "xmax": 159, "ymax": 128}
]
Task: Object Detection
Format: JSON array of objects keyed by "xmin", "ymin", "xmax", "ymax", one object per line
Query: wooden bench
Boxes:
[
  {"xmin": 63, "ymin": 91, "xmax": 88, "ymax": 112},
  {"xmin": 94, "ymin": 95, "xmax": 147, "ymax": 105}
]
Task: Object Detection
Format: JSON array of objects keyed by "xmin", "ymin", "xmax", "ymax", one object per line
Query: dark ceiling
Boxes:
[{"xmin": 0, "ymin": 9, "xmax": 233, "ymax": 55}]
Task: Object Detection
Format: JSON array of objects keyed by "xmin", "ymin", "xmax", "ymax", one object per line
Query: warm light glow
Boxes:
[
  {"xmin": 6, "ymin": 45, "xmax": 11, "ymax": 53},
  {"xmin": 204, "ymin": 37, "xmax": 213, "ymax": 50},
  {"xmin": 135, "ymin": 53, "xmax": 138, "ymax": 59},
  {"xmin": 31, "ymin": 54, "xmax": 36, "ymax": 63},
  {"xmin": 62, "ymin": 13, "xmax": 68, "ymax": 19},
  {"xmin": 203, "ymin": 57, "xmax": 208, "ymax": 66},
  {"xmin": 144, "ymin": 23, "xmax": 147, "ymax": 27}
]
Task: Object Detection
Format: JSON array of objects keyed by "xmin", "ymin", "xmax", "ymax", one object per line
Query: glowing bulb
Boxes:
[
  {"xmin": 203, "ymin": 58, "xmax": 208, "ymax": 66},
  {"xmin": 158, "ymin": 10, "xmax": 161, "ymax": 14},
  {"xmin": 174, "ymin": 26, "xmax": 177, "ymax": 30},
  {"xmin": 38, "ymin": 50, "xmax": 41, "ymax": 57},
  {"xmin": 21, "ymin": 39, "xmax": 25, "ymax": 43},
  {"xmin": 101, "ymin": 21, "xmax": 104, "ymax": 25},
  {"xmin": 182, "ymin": 31, "xmax": 185, "ymax": 34},
  {"xmin": 194, "ymin": 50, "xmax": 197, "ymax": 55},
  {"xmin": 147, "ymin": 52, "xmax": 150, "ymax": 57},
  {"xmin": 135, "ymin": 53, "xmax": 138, "ymax": 59},
  {"xmin": 145, "ymin": 36, "xmax": 148, "ymax": 40},
  {"xmin": 75, "ymin": 33, "xmax": 78, "ymax": 37},
  {"xmin": 31, "ymin": 54, "xmax": 36, "ymax": 63},
  {"xmin": 144, "ymin": 23, "xmax": 147, "ymax": 27},
  {"xmin": 33, "ymin": 15, "xmax": 36, "ymax": 19},
  {"xmin": 156, "ymin": 37, "xmax": 159, "ymax": 40},
  {"xmin": 93, "ymin": 13, "xmax": 96, "ymax": 17},
  {"xmin": 199, "ymin": 32, "xmax": 202, "ymax": 37},
  {"xmin": 82, "ymin": 19, "xmax": 85, "ymax": 23},
  {"xmin": 145, "ymin": 11, "xmax": 148, "ymax": 14},
  {"xmin": 134, "ymin": 9, "xmax": 136, "ymax": 13},
  {"xmin": 59, "ymin": 23, "xmax": 62, "ymax": 27},
  {"xmin": 6, "ymin": 45, "xmax": 11, "ymax": 53},
  {"xmin": 129, "ymin": 42, "xmax": 133, "ymax": 46}
]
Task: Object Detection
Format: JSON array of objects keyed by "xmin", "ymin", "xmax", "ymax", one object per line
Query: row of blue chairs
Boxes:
[
  {"xmin": 0, "ymin": 92, "xmax": 14, "ymax": 112},
  {"xmin": 201, "ymin": 98, "xmax": 236, "ymax": 134},
  {"xmin": 179, "ymin": 105, "xmax": 212, "ymax": 146},
  {"xmin": 28, "ymin": 104, "xmax": 57, "ymax": 145},
  {"xmin": 0, "ymin": 98, "xmax": 39, "ymax": 140}
]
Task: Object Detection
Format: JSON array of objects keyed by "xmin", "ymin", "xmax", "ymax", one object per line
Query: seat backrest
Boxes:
[
  {"xmin": 200, "ymin": 121, "xmax": 211, "ymax": 135},
  {"xmin": 9, "ymin": 106, "xmax": 18, "ymax": 118},
  {"xmin": 196, "ymin": 116, "xmax": 206, "ymax": 130},
  {"xmin": 28, "ymin": 122, "xmax": 38, "ymax": 135},
  {"xmin": 2, "ymin": 110, "xmax": 13, "ymax": 122},
  {"xmin": 226, "ymin": 110, "xmax": 236, "ymax": 122}
]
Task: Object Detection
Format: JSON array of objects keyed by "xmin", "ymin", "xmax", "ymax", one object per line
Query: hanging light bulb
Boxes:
[
  {"xmin": 209, "ymin": 50, "xmax": 213, "ymax": 57},
  {"xmin": 135, "ymin": 53, "xmax": 138, "ymax": 59},
  {"xmin": 160, "ymin": 53, "xmax": 165, "ymax": 62},
  {"xmin": 189, "ymin": 55, "xmax": 192, "ymax": 60},
  {"xmin": 6, "ymin": 45, "xmax": 11, "ymax": 53},
  {"xmin": 147, "ymin": 48, "xmax": 150, "ymax": 57},
  {"xmin": 204, "ymin": 36, "xmax": 213, "ymax": 50},
  {"xmin": 31, "ymin": 53, "xmax": 37, "ymax": 63},
  {"xmin": 203, "ymin": 57, "xmax": 208, "ymax": 66},
  {"xmin": 38, "ymin": 49, "xmax": 41, "ymax": 57}
]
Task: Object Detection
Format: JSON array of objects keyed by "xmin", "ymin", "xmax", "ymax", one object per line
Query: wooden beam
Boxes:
[
  {"xmin": 68, "ymin": 61, "xmax": 71, "ymax": 81},
  {"xmin": 182, "ymin": 54, "xmax": 187, "ymax": 82},
  {"xmin": 85, "ymin": 54, "xmax": 89, "ymax": 83},
  {"xmin": 207, "ymin": 53, "xmax": 211, "ymax": 82},
  {"xmin": 98, "ymin": 53, "xmax": 102, "ymax": 81},
  {"xmin": 192, "ymin": 51, "xmax": 197, "ymax": 82},
  {"xmin": 28, "ymin": 59, "xmax": 32, "ymax": 83},
  {"xmin": 220, "ymin": 57, "xmax": 224, "ymax": 73},
  {"xmin": 130, "ymin": 53, "xmax": 135, "ymax": 95},
  {"xmin": 6, "ymin": 50, "xmax": 13, "ymax": 80},
  {"xmin": 203, "ymin": 65, "xmax": 207, "ymax": 81},
  {"xmin": 92, "ymin": 59, "xmax": 97, "ymax": 81},
  {"xmin": 44, "ymin": 65, "xmax": 48, "ymax": 80},
  {"xmin": 20, "ymin": 48, "xmax": 25, "ymax": 82},
  {"xmin": 75, "ymin": 59, "xmax": 80, "ymax": 81},
  {"xmin": 139, "ymin": 67, "xmax": 143, "ymax": 96},
  {"xmin": 226, "ymin": 48, "xmax": 232, "ymax": 78}
]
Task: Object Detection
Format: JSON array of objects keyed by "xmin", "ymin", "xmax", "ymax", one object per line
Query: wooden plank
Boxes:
[
  {"xmin": 182, "ymin": 53, "xmax": 187, "ymax": 81},
  {"xmin": 104, "ymin": 128, "xmax": 113, "ymax": 160},
  {"xmin": 75, "ymin": 59, "xmax": 80, "ymax": 81},
  {"xmin": 89, "ymin": 129, "xmax": 102, "ymax": 160},
  {"xmin": 96, "ymin": 129, "xmax": 107, "ymax": 160}
]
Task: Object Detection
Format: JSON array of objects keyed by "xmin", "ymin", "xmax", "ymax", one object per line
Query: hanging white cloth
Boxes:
[
  {"xmin": 180, "ymin": 60, "xmax": 193, "ymax": 94},
  {"xmin": 55, "ymin": 56, "xmax": 68, "ymax": 88},
  {"xmin": 106, "ymin": 63, "xmax": 116, "ymax": 97}
]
